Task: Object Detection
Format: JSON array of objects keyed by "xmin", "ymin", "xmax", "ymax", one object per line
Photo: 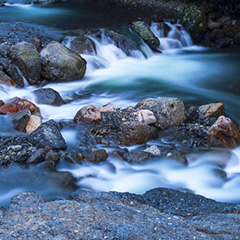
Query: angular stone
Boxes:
[
  {"xmin": 207, "ymin": 116, "xmax": 240, "ymax": 149},
  {"xmin": 11, "ymin": 109, "xmax": 31, "ymax": 132},
  {"xmin": 144, "ymin": 145, "xmax": 161, "ymax": 156},
  {"xmin": 40, "ymin": 41, "xmax": 86, "ymax": 82},
  {"xmin": 136, "ymin": 97, "xmax": 185, "ymax": 129},
  {"xmin": 137, "ymin": 109, "xmax": 156, "ymax": 124},
  {"xmin": 25, "ymin": 115, "xmax": 42, "ymax": 133},
  {"xmin": 100, "ymin": 102, "xmax": 116, "ymax": 113},
  {"xmin": 74, "ymin": 104, "xmax": 101, "ymax": 124},
  {"xmin": 199, "ymin": 102, "xmax": 224, "ymax": 118},
  {"xmin": 26, "ymin": 120, "xmax": 66, "ymax": 150},
  {"xmin": 88, "ymin": 149, "xmax": 108, "ymax": 163}
]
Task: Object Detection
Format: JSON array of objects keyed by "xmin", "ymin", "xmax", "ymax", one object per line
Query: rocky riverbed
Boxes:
[{"xmin": 1, "ymin": 0, "xmax": 240, "ymax": 239}]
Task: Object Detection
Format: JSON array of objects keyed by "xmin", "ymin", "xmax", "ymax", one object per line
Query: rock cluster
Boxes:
[{"xmin": 0, "ymin": 27, "xmax": 86, "ymax": 87}]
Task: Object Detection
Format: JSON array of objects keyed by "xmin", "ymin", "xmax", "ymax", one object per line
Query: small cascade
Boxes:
[{"xmin": 151, "ymin": 22, "xmax": 193, "ymax": 51}]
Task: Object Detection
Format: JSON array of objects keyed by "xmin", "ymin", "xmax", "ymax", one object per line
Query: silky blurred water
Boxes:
[{"xmin": 1, "ymin": 1, "xmax": 240, "ymax": 206}]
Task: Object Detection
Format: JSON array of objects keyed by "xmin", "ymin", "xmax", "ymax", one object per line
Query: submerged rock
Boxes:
[
  {"xmin": 207, "ymin": 115, "xmax": 240, "ymax": 149},
  {"xmin": 130, "ymin": 21, "xmax": 160, "ymax": 50},
  {"xmin": 136, "ymin": 97, "xmax": 185, "ymax": 129},
  {"xmin": 40, "ymin": 41, "xmax": 86, "ymax": 82}
]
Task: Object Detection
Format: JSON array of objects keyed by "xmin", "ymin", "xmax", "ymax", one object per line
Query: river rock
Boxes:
[
  {"xmin": 100, "ymin": 102, "xmax": 116, "ymax": 113},
  {"xmin": 207, "ymin": 116, "xmax": 240, "ymax": 149},
  {"xmin": 25, "ymin": 115, "xmax": 42, "ymax": 133},
  {"xmin": 103, "ymin": 29, "xmax": 141, "ymax": 56},
  {"xmin": 144, "ymin": 145, "xmax": 161, "ymax": 156},
  {"xmin": 198, "ymin": 102, "xmax": 224, "ymax": 118},
  {"xmin": 136, "ymin": 97, "xmax": 185, "ymax": 129},
  {"xmin": 119, "ymin": 121, "xmax": 158, "ymax": 145},
  {"xmin": 40, "ymin": 41, "xmax": 86, "ymax": 82},
  {"xmin": 88, "ymin": 149, "xmax": 108, "ymax": 163},
  {"xmin": 130, "ymin": 21, "xmax": 160, "ymax": 50},
  {"xmin": 33, "ymin": 88, "xmax": 65, "ymax": 106},
  {"xmin": 11, "ymin": 109, "xmax": 31, "ymax": 132},
  {"xmin": 125, "ymin": 151, "xmax": 154, "ymax": 163},
  {"xmin": 27, "ymin": 148, "xmax": 46, "ymax": 164},
  {"xmin": 0, "ymin": 100, "xmax": 4, "ymax": 106},
  {"xmin": 63, "ymin": 36, "xmax": 96, "ymax": 55},
  {"xmin": 10, "ymin": 41, "xmax": 41, "ymax": 85},
  {"xmin": 0, "ymin": 70, "xmax": 15, "ymax": 86},
  {"xmin": 137, "ymin": 109, "xmax": 156, "ymax": 124},
  {"xmin": 0, "ymin": 97, "xmax": 37, "ymax": 114},
  {"xmin": 26, "ymin": 119, "xmax": 66, "ymax": 150},
  {"xmin": 74, "ymin": 104, "xmax": 101, "ymax": 124}
]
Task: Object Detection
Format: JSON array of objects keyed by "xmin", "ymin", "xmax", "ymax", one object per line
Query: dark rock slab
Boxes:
[{"xmin": 26, "ymin": 119, "xmax": 66, "ymax": 150}]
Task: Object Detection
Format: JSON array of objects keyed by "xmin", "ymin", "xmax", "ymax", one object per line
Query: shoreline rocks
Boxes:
[{"xmin": 0, "ymin": 188, "xmax": 239, "ymax": 239}]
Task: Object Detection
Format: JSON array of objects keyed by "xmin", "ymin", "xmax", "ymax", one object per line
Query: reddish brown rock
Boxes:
[
  {"xmin": 0, "ymin": 97, "xmax": 37, "ymax": 115},
  {"xmin": 0, "ymin": 102, "xmax": 18, "ymax": 114},
  {"xmin": 74, "ymin": 104, "xmax": 101, "ymax": 124},
  {"xmin": 88, "ymin": 149, "xmax": 108, "ymax": 163},
  {"xmin": 0, "ymin": 100, "xmax": 5, "ymax": 106},
  {"xmin": 199, "ymin": 102, "xmax": 224, "ymax": 118},
  {"xmin": 207, "ymin": 116, "xmax": 240, "ymax": 149},
  {"xmin": 0, "ymin": 70, "xmax": 16, "ymax": 86}
]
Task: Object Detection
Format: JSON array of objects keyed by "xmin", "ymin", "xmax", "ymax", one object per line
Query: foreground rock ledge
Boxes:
[{"xmin": 0, "ymin": 188, "xmax": 239, "ymax": 239}]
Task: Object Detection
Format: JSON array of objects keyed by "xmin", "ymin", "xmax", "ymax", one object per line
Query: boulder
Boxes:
[
  {"xmin": 207, "ymin": 116, "xmax": 240, "ymax": 149},
  {"xmin": 74, "ymin": 104, "xmax": 101, "ymax": 124},
  {"xmin": 33, "ymin": 88, "xmax": 65, "ymax": 106},
  {"xmin": 26, "ymin": 119, "xmax": 66, "ymax": 150},
  {"xmin": 88, "ymin": 149, "xmax": 108, "ymax": 163},
  {"xmin": 136, "ymin": 97, "xmax": 185, "ymax": 129},
  {"xmin": 10, "ymin": 41, "xmax": 41, "ymax": 85},
  {"xmin": 119, "ymin": 121, "xmax": 158, "ymax": 145},
  {"xmin": 40, "ymin": 41, "xmax": 86, "ymax": 82},
  {"xmin": 198, "ymin": 102, "xmax": 224, "ymax": 118},
  {"xmin": 130, "ymin": 21, "xmax": 160, "ymax": 50}
]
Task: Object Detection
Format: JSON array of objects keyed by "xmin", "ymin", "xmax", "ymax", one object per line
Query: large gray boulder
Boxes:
[
  {"xmin": 136, "ymin": 97, "xmax": 185, "ymax": 129},
  {"xmin": 10, "ymin": 41, "xmax": 41, "ymax": 85},
  {"xmin": 40, "ymin": 41, "xmax": 86, "ymax": 82}
]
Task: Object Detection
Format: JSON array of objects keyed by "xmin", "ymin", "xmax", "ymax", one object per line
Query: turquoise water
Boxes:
[{"xmin": 0, "ymin": 1, "xmax": 240, "ymax": 206}]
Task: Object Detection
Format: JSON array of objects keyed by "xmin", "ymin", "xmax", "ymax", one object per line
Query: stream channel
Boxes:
[{"xmin": 1, "ymin": 0, "xmax": 240, "ymax": 207}]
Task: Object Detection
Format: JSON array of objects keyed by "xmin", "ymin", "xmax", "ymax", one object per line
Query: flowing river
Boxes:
[{"xmin": 1, "ymin": 0, "xmax": 240, "ymax": 207}]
